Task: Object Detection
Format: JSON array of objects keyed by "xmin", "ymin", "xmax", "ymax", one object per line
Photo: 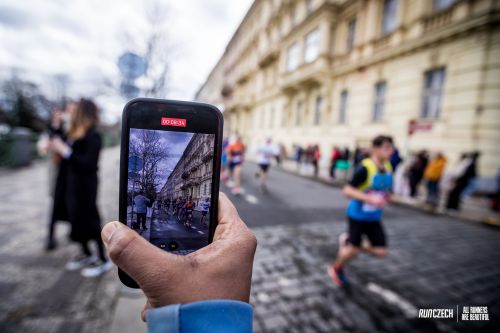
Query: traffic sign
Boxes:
[
  {"xmin": 120, "ymin": 81, "xmax": 140, "ymax": 99},
  {"xmin": 118, "ymin": 52, "xmax": 148, "ymax": 80}
]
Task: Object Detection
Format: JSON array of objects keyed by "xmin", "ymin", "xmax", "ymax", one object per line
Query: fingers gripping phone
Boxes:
[{"xmin": 119, "ymin": 98, "xmax": 223, "ymax": 288}]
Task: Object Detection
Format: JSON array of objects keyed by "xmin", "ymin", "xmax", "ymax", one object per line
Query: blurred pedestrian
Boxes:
[
  {"xmin": 312, "ymin": 145, "xmax": 321, "ymax": 178},
  {"xmin": 328, "ymin": 135, "xmax": 394, "ymax": 288},
  {"xmin": 146, "ymin": 197, "xmax": 154, "ymax": 224},
  {"xmin": 228, "ymin": 136, "xmax": 245, "ymax": 195},
  {"xmin": 200, "ymin": 197, "xmax": 210, "ymax": 226},
  {"xmin": 408, "ymin": 150, "xmax": 429, "ymax": 198},
  {"xmin": 255, "ymin": 138, "xmax": 274, "ymax": 192},
  {"xmin": 446, "ymin": 152, "xmax": 480, "ymax": 211},
  {"xmin": 49, "ymin": 98, "xmax": 112, "ymax": 277},
  {"xmin": 423, "ymin": 152, "xmax": 447, "ymax": 209},
  {"xmin": 390, "ymin": 147, "xmax": 402, "ymax": 171},
  {"xmin": 273, "ymin": 142, "xmax": 283, "ymax": 166},
  {"xmin": 353, "ymin": 147, "xmax": 363, "ymax": 168},
  {"xmin": 295, "ymin": 144, "xmax": 304, "ymax": 170},
  {"xmin": 343, "ymin": 147, "xmax": 350, "ymax": 162},
  {"xmin": 43, "ymin": 106, "xmax": 67, "ymax": 250},
  {"xmin": 220, "ymin": 137, "xmax": 230, "ymax": 184},
  {"xmin": 330, "ymin": 146, "xmax": 341, "ymax": 179},
  {"xmin": 134, "ymin": 191, "xmax": 150, "ymax": 230}
]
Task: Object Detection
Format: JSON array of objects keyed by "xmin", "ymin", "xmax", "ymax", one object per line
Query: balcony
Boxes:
[
  {"xmin": 258, "ymin": 47, "xmax": 279, "ymax": 68},
  {"xmin": 279, "ymin": 55, "xmax": 330, "ymax": 93},
  {"xmin": 423, "ymin": 7, "xmax": 454, "ymax": 33},
  {"xmin": 202, "ymin": 150, "xmax": 214, "ymax": 162}
]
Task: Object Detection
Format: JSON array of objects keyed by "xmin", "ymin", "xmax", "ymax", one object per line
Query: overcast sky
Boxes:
[{"xmin": 0, "ymin": 0, "xmax": 252, "ymax": 123}]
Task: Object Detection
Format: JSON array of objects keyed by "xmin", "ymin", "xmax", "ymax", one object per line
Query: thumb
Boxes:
[{"xmin": 101, "ymin": 221, "xmax": 169, "ymax": 281}]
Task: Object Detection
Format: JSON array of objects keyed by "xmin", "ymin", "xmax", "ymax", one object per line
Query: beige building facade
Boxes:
[
  {"xmin": 196, "ymin": 0, "xmax": 500, "ymax": 177},
  {"xmin": 160, "ymin": 133, "xmax": 214, "ymax": 207}
]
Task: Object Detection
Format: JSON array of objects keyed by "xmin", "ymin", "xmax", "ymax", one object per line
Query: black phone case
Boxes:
[{"xmin": 118, "ymin": 98, "xmax": 223, "ymax": 288}]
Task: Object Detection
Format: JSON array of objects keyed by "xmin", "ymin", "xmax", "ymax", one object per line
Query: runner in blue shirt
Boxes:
[{"xmin": 328, "ymin": 135, "xmax": 394, "ymax": 287}]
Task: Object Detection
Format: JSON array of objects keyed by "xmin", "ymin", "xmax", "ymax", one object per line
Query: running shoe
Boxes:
[
  {"xmin": 81, "ymin": 260, "xmax": 114, "ymax": 278},
  {"xmin": 327, "ymin": 264, "xmax": 349, "ymax": 287},
  {"xmin": 65, "ymin": 255, "xmax": 99, "ymax": 271},
  {"xmin": 231, "ymin": 186, "xmax": 241, "ymax": 195}
]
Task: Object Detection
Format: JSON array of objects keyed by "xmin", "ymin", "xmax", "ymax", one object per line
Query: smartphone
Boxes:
[{"xmin": 118, "ymin": 98, "xmax": 223, "ymax": 288}]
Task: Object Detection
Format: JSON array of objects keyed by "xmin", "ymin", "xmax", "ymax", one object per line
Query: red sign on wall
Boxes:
[{"xmin": 408, "ymin": 119, "xmax": 433, "ymax": 136}]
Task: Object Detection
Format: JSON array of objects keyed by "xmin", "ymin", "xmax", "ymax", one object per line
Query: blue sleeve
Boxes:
[{"xmin": 146, "ymin": 300, "xmax": 253, "ymax": 333}]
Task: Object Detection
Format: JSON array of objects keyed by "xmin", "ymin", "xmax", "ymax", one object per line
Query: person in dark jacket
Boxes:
[
  {"xmin": 45, "ymin": 102, "xmax": 77, "ymax": 251},
  {"xmin": 49, "ymin": 98, "xmax": 112, "ymax": 277},
  {"xmin": 408, "ymin": 150, "xmax": 429, "ymax": 197},
  {"xmin": 446, "ymin": 152, "xmax": 480, "ymax": 211}
]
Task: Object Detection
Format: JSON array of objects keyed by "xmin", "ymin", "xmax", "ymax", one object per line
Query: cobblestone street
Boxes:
[{"xmin": 1, "ymin": 147, "xmax": 499, "ymax": 332}]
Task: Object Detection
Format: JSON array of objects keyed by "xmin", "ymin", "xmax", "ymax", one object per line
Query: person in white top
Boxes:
[{"xmin": 256, "ymin": 138, "xmax": 275, "ymax": 192}]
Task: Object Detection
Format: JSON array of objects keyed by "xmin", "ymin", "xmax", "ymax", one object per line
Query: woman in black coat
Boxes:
[{"xmin": 49, "ymin": 98, "xmax": 112, "ymax": 278}]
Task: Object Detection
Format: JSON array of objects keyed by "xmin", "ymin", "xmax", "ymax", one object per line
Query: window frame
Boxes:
[
  {"xmin": 339, "ymin": 90, "xmax": 348, "ymax": 124},
  {"xmin": 382, "ymin": 0, "xmax": 399, "ymax": 35},
  {"xmin": 421, "ymin": 67, "xmax": 446, "ymax": 119},
  {"xmin": 304, "ymin": 28, "xmax": 320, "ymax": 63},
  {"xmin": 372, "ymin": 81, "xmax": 387, "ymax": 122},
  {"xmin": 346, "ymin": 18, "xmax": 356, "ymax": 52},
  {"xmin": 296, "ymin": 100, "xmax": 303, "ymax": 126},
  {"xmin": 314, "ymin": 95, "xmax": 323, "ymax": 125},
  {"xmin": 286, "ymin": 42, "xmax": 300, "ymax": 72}
]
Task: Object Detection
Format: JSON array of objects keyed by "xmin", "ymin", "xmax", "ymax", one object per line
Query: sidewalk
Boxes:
[{"xmin": 279, "ymin": 159, "xmax": 500, "ymax": 227}]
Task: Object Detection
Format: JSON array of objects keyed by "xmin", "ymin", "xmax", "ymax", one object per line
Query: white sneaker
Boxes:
[
  {"xmin": 65, "ymin": 255, "xmax": 99, "ymax": 271},
  {"xmin": 81, "ymin": 260, "xmax": 114, "ymax": 278}
]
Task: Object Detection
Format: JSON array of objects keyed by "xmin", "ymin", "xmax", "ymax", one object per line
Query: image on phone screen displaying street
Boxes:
[{"xmin": 127, "ymin": 128, "xmax": 215, "ymax": 254}]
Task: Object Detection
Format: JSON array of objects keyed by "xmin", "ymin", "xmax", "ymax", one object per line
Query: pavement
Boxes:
[{"xmin": 1, "ymin": 146, "xmax": 499, "ymax": 332}]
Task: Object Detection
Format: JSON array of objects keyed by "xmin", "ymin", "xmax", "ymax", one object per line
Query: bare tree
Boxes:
[{"xmin": 130, "ymin": 130, "xmax": 169, "ymax": 200}]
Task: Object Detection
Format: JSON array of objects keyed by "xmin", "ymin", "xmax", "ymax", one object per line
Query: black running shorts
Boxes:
[
  {"xmin": 348, "ymin": 218, "xmax": 387, "ymax": 247},
  {"xmin": 258, "ymin": 163, "xmax": 270, "ymax": 172}
]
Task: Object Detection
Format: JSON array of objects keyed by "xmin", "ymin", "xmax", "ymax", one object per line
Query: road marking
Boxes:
[
  {"xmin": 244, "ymin": 194, "xmax": 259, "ymax": 204},
  {"xmin": 197, "ymin": 231, "xmax": 204, "ymax": 234},
  {"xmin": 366, "ymin": 282, "xmax": 418, "ymax": 318}
]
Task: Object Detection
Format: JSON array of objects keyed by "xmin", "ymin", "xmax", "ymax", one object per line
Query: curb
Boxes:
[{"xmin": 275, "ymin": 163, "xmax": 500, "ymax": 228}]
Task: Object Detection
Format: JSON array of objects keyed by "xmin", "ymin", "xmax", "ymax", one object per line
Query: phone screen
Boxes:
[{"xmin": 126, "ymin": 127, "xmax": 216, "ymax": 255}]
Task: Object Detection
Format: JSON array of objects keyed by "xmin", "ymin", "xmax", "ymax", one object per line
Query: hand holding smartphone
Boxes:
[{"xmin": 119, "ymin": 98, "xmax": 223, "ymax": 288}]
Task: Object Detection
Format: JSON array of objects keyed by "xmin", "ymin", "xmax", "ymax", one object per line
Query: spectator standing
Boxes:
[
  {"xmin": 423, "ymin": 153, "xmax": 447, "ymax": 209},
  {"xmin": 330, "ymin": 146, "xmax": 341, "ymax": 179},
  {"xmin": 446, "ymin": 152, "xmax": 480, "ymax": 211},
  {"xmin": 49, "ymin": 98, "xmax": 112, "ymax": 277},
  {"xmin": 408, "ymin": 151, "xmax": 429, "ymax": 198},
  {"xmin": 312, "ymin": 145, "xmax": 321, "ymax": 178}
]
